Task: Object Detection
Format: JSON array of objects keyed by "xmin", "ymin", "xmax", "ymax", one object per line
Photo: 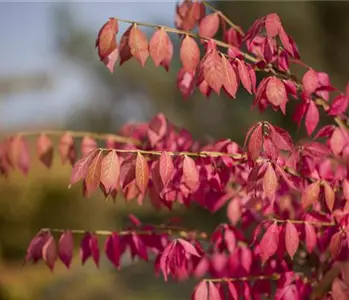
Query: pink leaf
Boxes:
[
  {"xmin": 259, "ymin": 222, "xmax": 279, "ymax": 264},
  {"xmin": 305, "ymin": 101, "xmax": 319, "ymax": 136},
  {"xmin": 182, "ymin": 155, "xmax": 199, "ymax": 192},
  {"xmin": 285, "ymin": 222, "xmax": 299, "ymax": 260}
]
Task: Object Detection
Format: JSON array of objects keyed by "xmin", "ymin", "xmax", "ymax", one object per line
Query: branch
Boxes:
[{"xmin": 10, "ymin": 130, "xmax": 140, "ymax": 145}]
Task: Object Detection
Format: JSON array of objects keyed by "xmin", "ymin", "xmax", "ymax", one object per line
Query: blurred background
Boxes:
[{"xmin": 0, "ymin": 1, "xmax": 349, "ymax": 299}]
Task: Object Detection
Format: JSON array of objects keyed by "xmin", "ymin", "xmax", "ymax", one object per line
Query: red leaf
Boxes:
[
  {"xmin": 302, "ymin": 69, "xmax": 318, "ymax": 95},
  {"xmin": 259, "ymin": 222, "xmax": 279, "ymax": 264},
  {"xmin": 237, "ymin": 59, "xmax": 252, "ymax": 94},
  {"xmin": 149, "ymin": 27, "xmax": 172, "ymax": 68},
  {"xmin": 199, "ymin": 48, "xmax": 224, "ymax": 94},
  {"xmin": 81, "ymin": 136, "xmax": 97, "ymax": 157},
  {"xmin": 85, "ymin": 151, "xmax": 103, "ymax": 196},
  {"xmin": 343, "ymin": 179, "xmax": 349, "ymax": 202},
  {"xmin": 302, "ymin": 181, "xmax": 320, "ymax": 209},
  {"xmin": 305, "ymin": 101, "xmax": 319, "ymax": 136},
  {"xmin": 332, "ymin": 278, "xmax": 349, "ymax": 300},
  {"xmin": 159, "ymin": 151, "xmax": 174, "ymax": 188},
  {"xmin": 25, "ymin": 230, "xmax": 50, "ymax": 264},
  {"xmin": 119, "ymin": 26, "xmax": 132, "ymax": 65},
  {"xmin": 329, "ymin": 232, "xmax": 342, "ymax": 260},
  {"xmin": 105, "ymin": 233, "xmax": 121, "ymax": 268},
  {"xmin": 263, "ymin": 163, "xmax": 278, "ymax": 201},
  {"xmin": 42, "ymin": 235, "xmax": 57, "ymax": 271},
  {"xmin": 9, "ymin": 135, "xmax": 30, "ymax": 175},
  {"xmin": 304, "ymin": 223, "xmax": 317, "ymax": 253},
  {"xmin": 324, "ymin": 181, "xmax": 335, "ymax": 212},
  {"xmin": 247, "ymin": 123, "xmax": 263, "ymax": 163},
  {"xmin": 58, "ymin": 230, "xmax": 74, "ymax": 269},
  {"xmin": 129, "ymin": 25, "xmax": 149, "ymax": 67},
  {"xmin": 330, "ymin": 127, "xmax": 347, "ymax": 155},
  {"xmin": 285, "ymin": 222, "xmax": 299, "ymax": 260},
  {"xmin": 80, "ymin": 233, "xmax": 100, "ymax": 267},
  {"xmin": 227, "ymin": 198, "xmax": 241, "ymax": 226},
  {"xmin": 192, "ymin": 281, "xmax": 208, "ymax": 300},
  {"xmin": 135, "ymin": 153, "xmax": 149, "ymax": 194},
  {"xmin": 100, "ymin": 150, "xmax": 120, "ymax": 194},
  {"xmin": 328, "ymin": 95, "xmax": 349, "ymax": 116},
  {"xmin": 59, "ymin": 132, "xmax": 76, "ymax": 165},
  {"xmin": 180, "ymin": 35, "xmax": 200, "ymax": 73},
  {"xmin": 199, "ymin": 13, "xmax": 220, "ymax": 38},
  {"xmin": 265, "ymin": 13, "xmax": 281, "ymax": 38},
  {"xmin": 178, "ymin": 239, "xmax": 201, "ymax": 257},
  {"xmin": 182, "ymin": 155, "xmax": 199, "ymax": 192},
  {"xmin": 221, "ymin": 55, "xmax": 238, "ymax": 98},
  {"xmin": 36, "ymin": 134, "xmax": 53, "ymax": 168},
  {"xmin": 269, "ymin": 125, "xmax": 294, "ymax": 152},
  {"xmin": 96, "ymin": 18, "xmax": 119, "ymax": 71},
  {"xmin": 70, "ymin": 149, "xmax": 99, "ymax": 186},
  {"xmin": 266, "ymin": 77, "xmax": 287, "ymax": 107},
  {"xmin": 227, "ymin": 281, "xmax": 239, "ymax": 300}
]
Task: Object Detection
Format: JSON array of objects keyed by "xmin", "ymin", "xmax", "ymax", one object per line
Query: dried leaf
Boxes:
[{"xmin": 135, "ymin": 152, "xmax": 149, "ymax": 194}]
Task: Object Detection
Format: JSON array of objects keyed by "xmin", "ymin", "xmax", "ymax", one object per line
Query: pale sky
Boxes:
[{"xmin": 0, "ymin": 1, "xmax": 177, "ymax": 130}]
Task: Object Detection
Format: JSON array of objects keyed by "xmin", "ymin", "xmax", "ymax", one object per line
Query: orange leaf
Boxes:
[
  {"xmin": 149, "ymin": 27, "xmax": 172, "ymax": 68},
  {"xmin": 85, "ymin": 151, "xmax": 103, "ymax": 196},
  {"xmin": 180, "ymin": 35, "xmax": 200, "ymax": 73},
  {"xmin": 135, "ymin": 153, "xmax": 149, "ymax": 194},
  {"xmin": 100, "ymin": 150, "xmax": 120, "ymax": 194},
  {"xmin": 221, "ymin": 55, "xmax": 238, "ymax": 98},
  {"xmin": 324, "ymin": 181, "xmax": 335, "ymax": 212},
  {"xmin": 129, "ymin": 25, "xmax": 149, "ymax": 67},
  {"xmin": 301, "ymin": 181, "xmax": 320, "ymax": 209},
  {"xmin": 262, "ymin": 163, "xmax": 278, "ymax": 201}
]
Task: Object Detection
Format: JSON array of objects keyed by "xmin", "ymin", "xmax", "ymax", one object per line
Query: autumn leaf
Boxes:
[
  {"xmin": 199, "ymin": 13, "xmax": 220, "ymax": 38},
  {"xmin": 85, "ymin": 151, "xmax": 103, "ymax": 196},
  {"xmin": 182, "ymin": 155, "xmax": 199, "ymax": 192},
  {"xmin": 265, "ymin": 77, "xmax": 287, "ymax": 108},
  {"xmin": 149, "ymin": 27, "xmax": 173, "ymax": 68},
  {"xmin": 262, "ymin": 163, "xmax": 278, "ymax": 201},
  {"xmin": 285, "ymin": 222, "xmax": 300, "ymax": 260},
  {"xmin": 100, "ymin": 150, "xmax": 120, "ymax": 194},
  {"xmin": 129, "ymin": 24, "xmax": 149, "ymax": 67},
  {"xmin": 302, "ymin": 181, "xmax": 320, "ymax": 209},
  {"xmin": 259, "ymin": 222, "xmax": 279, "ymax": 264},
  {"xmin": 36, "ymin": 134, "xmax": 53, "ymax": 168},
  {"xmin": 135, "ymin": 152, "xmax": 149, "ymax": 194},
  {"xmin": 221, "ymin": 55, "xmax": 238, "ymax": 98},
  {"xmin": 159, "ymin": 151, "xmax": 174, "ymax": 188},
  {"xmin": 180, "ymin": 35, "xmax": 200, "ymax": 73}
]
